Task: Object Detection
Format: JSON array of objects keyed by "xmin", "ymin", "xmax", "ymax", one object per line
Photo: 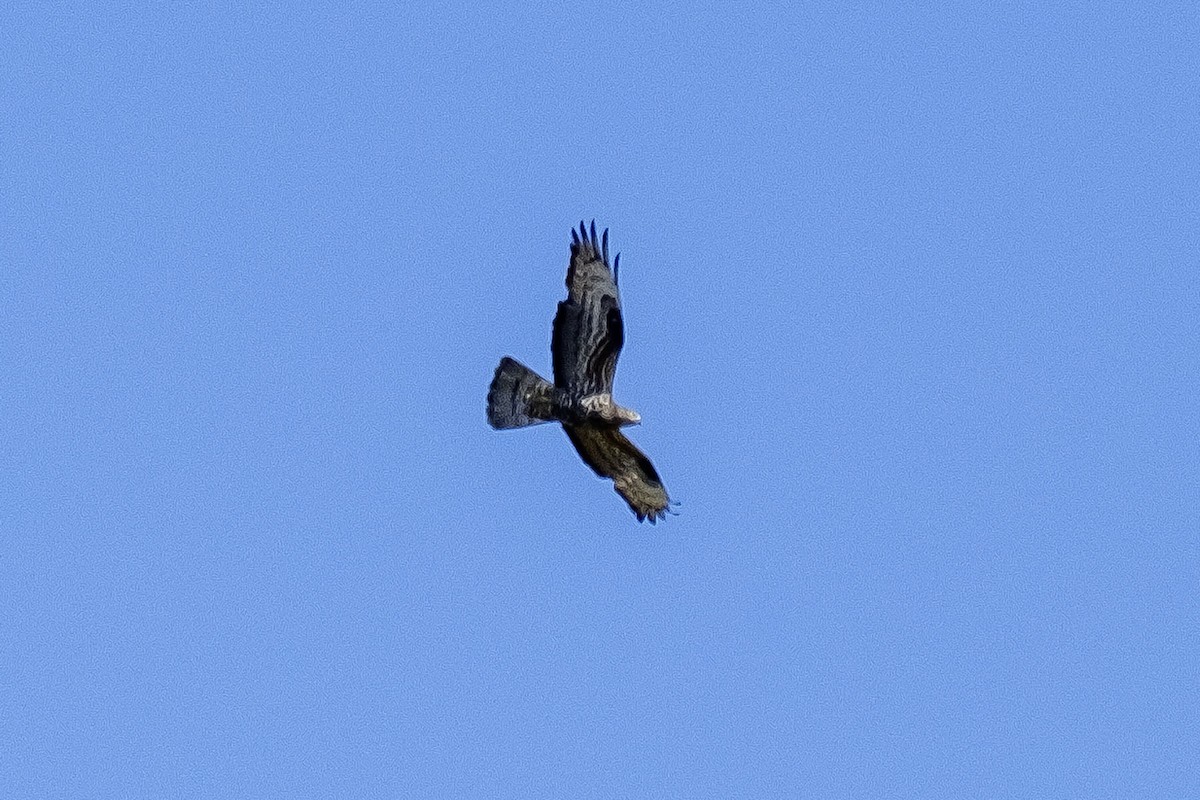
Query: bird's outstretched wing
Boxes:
[
  {"xmin": 563, "ymin": 423, "xmax": 671, "ymax": 523},
  {"xmin": 552, "ymin": 220, "xmax": 623, "ymax": 394}
]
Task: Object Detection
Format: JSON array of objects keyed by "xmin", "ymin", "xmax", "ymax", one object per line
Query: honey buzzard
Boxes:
[{"xmin": 487, "ymin": 221, "xmax": 673, "ymax": 523}]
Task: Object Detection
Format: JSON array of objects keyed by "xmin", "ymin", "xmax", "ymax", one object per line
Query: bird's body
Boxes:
[{"xmin": 487, "ymin": 221, "xmax": 672, "ymax": 523}]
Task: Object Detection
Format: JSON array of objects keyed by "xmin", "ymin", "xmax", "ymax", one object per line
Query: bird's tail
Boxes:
[{"xmin": 487, "ymin": 357, "xmax": 556, "ymax": 429}]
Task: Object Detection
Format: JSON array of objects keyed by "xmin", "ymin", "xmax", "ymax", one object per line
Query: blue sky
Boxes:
[{"xmin": 3, "ymin": 3, "xmax": 1197, "ymax": 797}]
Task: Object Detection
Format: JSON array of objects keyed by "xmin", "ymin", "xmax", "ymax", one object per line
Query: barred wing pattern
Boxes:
[
  {"xmin": 563, "ymin": 424, "xmax": 671, "ymax": 524},
  {"xmin": 552, "ymin": 221, "xmax": 623, "ymax": 395}
]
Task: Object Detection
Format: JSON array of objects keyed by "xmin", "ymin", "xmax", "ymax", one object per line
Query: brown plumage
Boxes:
[{"xmin": 487, "ymin": 221, "xmax": 673, "ymax": 523}]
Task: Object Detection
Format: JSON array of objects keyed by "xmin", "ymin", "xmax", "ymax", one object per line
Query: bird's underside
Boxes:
[{"xmin": 487, "ymin": 221, "xmax": 673, "ymax": 523}]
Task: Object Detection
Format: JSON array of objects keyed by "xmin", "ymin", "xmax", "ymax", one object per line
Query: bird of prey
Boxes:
[{"xmin": 487, "ymin": 221, "xmax": 673, "ymax": 523}]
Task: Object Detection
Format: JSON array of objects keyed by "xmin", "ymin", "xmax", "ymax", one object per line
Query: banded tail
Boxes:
[{"xmin": 487, "ymin": 357, "xmax": 556, "ymax": 429}]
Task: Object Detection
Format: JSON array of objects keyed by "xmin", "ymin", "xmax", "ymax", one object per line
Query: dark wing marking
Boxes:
[
  {"xmin": 552, "ymin": 220, "xmax": 624, "ymax": 393},
  {"xmin": 551, "ymin": 300, "xmax": 579, "ymax": 390},
  {"xmin": 563, "ymin": 423, "xmax": 671, "ymax": 523}
]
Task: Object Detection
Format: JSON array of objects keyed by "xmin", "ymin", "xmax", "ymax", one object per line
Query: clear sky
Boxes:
[{"xmin": 3, "ymin": 3, "xmax": 1197, "ymax": 797}]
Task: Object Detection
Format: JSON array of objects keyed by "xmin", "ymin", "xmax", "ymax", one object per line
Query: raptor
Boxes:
[{"xmin": 487, "ymin": 221, "xmax": 673, "ymax": 523}]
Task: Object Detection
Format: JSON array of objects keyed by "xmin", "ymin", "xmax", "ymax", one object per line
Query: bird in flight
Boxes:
[{"xmin": 488, "ymin": 221, "xmax": 673, "ymax": 523}]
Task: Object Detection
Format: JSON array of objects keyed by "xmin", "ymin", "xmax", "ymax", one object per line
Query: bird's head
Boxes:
[{"xmin": 614, "ymin": 406, "xmax": 641, "ymax": 426}]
